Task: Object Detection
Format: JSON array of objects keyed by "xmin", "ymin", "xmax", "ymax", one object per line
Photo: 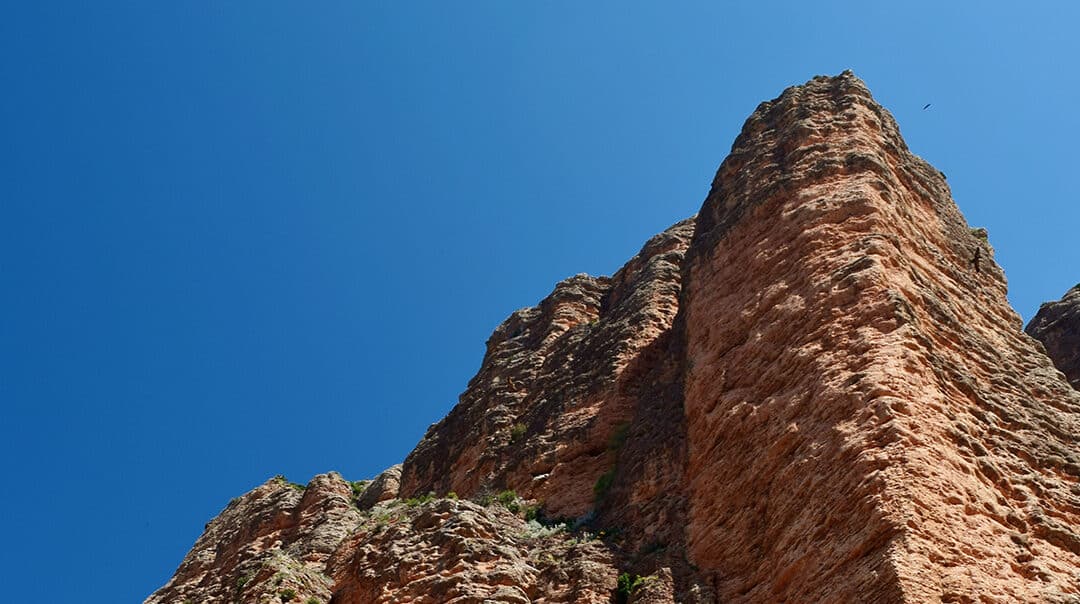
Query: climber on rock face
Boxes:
[{"xmin": 971, "ymin": 247, "xmax": 982, "ymax": 273}]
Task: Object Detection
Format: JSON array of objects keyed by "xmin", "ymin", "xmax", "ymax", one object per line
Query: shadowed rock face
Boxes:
[
  {"xmin": 147, "ymin": 72, "xmax": 1080, "ymax": 604},
  {"xmin": 1027, "ymin": 284, "xmax": 1080, "ymax": 389}
]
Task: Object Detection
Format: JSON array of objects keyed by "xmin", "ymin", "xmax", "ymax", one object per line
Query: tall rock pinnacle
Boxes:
[
  {"xmin": 679, "ymin": 71, "xmax": 1079, "ymax": 601},
  {"xmin": 147, "ymin": 73, "xmax": 1080, "ymax": 603}
]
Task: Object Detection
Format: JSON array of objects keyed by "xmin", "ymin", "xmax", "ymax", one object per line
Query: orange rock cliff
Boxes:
[{"xmin": 147, "ymin": 72, "xmax": 1080, "ymax": 604}]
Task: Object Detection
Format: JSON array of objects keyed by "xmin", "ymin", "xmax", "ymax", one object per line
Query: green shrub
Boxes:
[
  {"xmin": 593, "ymin": 469, "xmax": 615, "ymax": 502},
  {"xmin": 350, "ymin": 480, "xmax": 369, "ymax": 498},
  {"xmin": 524, "ymin": 504, "xmax": 541, "ymax": 522},
  {"xmin": 373, "ymin": 511, "xmax": 395, "ymax": 526},
  {"xmin": 280, "ymin": 588, "xmax": 297, "ymax": 602},
  {"xmin": 446, "ymin": 491, "xmax": 458, "ymax": 500},
  {"xmin": 509, "ymin": 422, "xmax": 527, "ymax": 443},
  {"xmin": 476, "ymin": 492, "xmax": 495, "ymax": 506},
  {"xmin": 306, "ymin": 599, "xmax": 320, "ymax": 604},
  {"xmin": 970, "ymin": 227, "xmax": 989, "ymax": 241},
  {"xmin": 273, "ymin": 475, "xmax": 305, "ymax": 491},
  {"xmin": 404, "ymin": 492, "xmax": 435, "ymax": 507},
  {"xmin": 497, "ymin": 490, "xmax": 520, "ymax": 514},
  {"xmin": 615, "ymin": 573, "xmax": 653, "ymax": 603}
]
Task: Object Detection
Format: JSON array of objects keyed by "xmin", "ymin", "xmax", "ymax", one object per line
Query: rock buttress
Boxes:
[{"xmin": 680, "ymin": 71, "xmax": 1080, "ymax": 602}]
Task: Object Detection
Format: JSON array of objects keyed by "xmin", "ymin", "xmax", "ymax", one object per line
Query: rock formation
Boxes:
[
  {"xmin": 1027, "ymin": 284, "xmax": 1080, "ymax": 389},
  {"xmin": 147, "ymin": 474, "xmax": 361, "ymax": 604},
  {"xmin": 147, "ymin": 72, "xmax": 1080, "ymax": 603}
]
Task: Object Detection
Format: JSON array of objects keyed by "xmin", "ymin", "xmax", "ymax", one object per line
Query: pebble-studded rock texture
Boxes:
[
  {"xmin": 326, "ymin": 498, "xmax": 619, "ymax": 603},
  {"xmin": 400, "ymin": 217, "xmax": 695, "ymax": 523},
  {"xmin": 147, "ymin": 72, "xmax": 1080, "ymax": 603},
  {"xmin": 679, "ymin": 71, "xmax": 1079, "ymax": 603},
  {"xmin": 1027, "ymin": 284, "xmax": 1080, "ymax": 390},
  {"xmin": 146, "ymin": 473, "xmax": 361, "ymax": 604}
]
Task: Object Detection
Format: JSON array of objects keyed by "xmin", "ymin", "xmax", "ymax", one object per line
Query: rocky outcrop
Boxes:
[
  {"xmin": 400, "ymin": 218, "xmax": 695, "ymax": 523},
  {"xmin": 148, "ymin": 72, "xmax": 1080, "ymax": 603},
  {"xmin": 355, "ymin": 464, "xmax": 401, "ymax": 511},
  {"xmin": 326, "ymin": 498, "xmax": 618, "ymax": 603},
  {"xmin": 1027, "ymin": 284, "xmax": 1080, "ymax": 389},
  {"xmin": 146, "ymin": 473, "xmax": 360, "ymax": 604}
]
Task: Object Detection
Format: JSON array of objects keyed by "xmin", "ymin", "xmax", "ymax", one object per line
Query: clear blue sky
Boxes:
[{"xmin": 2, "ymin": 3, "xmax": 1077, "ymax": 601}]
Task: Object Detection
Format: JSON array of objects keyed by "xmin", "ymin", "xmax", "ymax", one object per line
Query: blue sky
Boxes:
[{"xmin": 2, "ymin": 3, "xmax": 1078, "ymax": 602}]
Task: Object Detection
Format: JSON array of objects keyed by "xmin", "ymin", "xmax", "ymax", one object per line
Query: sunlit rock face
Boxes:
[
  {"xmin": 678, "ymin": 71, "xmax": 1079, "ymax": 602},
  {"xmin": 148, "ymin": 73, "xmax": 1080, "ymax": 604}
]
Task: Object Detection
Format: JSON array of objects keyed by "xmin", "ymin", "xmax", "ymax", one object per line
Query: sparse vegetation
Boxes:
[
  {"xmin": 404, "ymin": 492, "xmax": 435, "ymax": 507},
  {"xmin": 568, "ymin": 529, "xmax": 605, "ymax": 546},
  {"xmin": 608, "ymin": 422, "xmax": 630, "ymax": 451},
  {"xmin": 272, "ymin": 475, "xmax": 306, "ymax": 491},
  {"xmin": 510, "ymin": 422, "xmax": 527, "ymax": 443},
  {"xmin": 497, "ymin": 489, "xmax": 520, "ymax": 514},
  {"xmin": 615, "ymin": 573, "xmax": 654, "ymax": 603},
  {"xmin": 446, "ymin": 491, "xmax": 458, "ymax": 500},
  {"xmin": 305, "ymin": 598, "xmax": 320, "ymax": 604},
  {"xmin": 521, "ymin": 518, "xmax": 569, "ymax": 539},
  {"xmin": 280, "ymin": 588, "xmax": 297, "ymax": 602},
  {"xmin": 350, "ymin": 480, "xmax": 369, "ymax": 499},
  {"xmin": 474, "ymin": 489, "xmax": 496, "ymax": 506},
  {"xmin": 970, "ymin": 227, "xmax": 989, "ymax": 241},
  {"xmin": 373, "ymin": 510, "xmax": 396, "ymax": 526},
  {"xmin": 593, "ymin": 469, "xmax": 615, "ymax": 502},
  {"xmin": 524, "ymin": 503, "xmax": 541, "ymax": 521}
]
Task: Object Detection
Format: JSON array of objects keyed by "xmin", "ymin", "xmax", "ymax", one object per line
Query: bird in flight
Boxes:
[{"xmin": 922, "ymin": 103, "xmax": 932, "ymax": 110}]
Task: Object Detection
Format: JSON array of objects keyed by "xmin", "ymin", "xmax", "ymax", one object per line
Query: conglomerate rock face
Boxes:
[
  {"xmin": 146, "ymin": 473, "xmax": 361, "ymax": 604},
  {"xmin": 400, "ymin": 218, "xmax": 695, "ymax": 522},
  {"xmin": 1027, "ymin": 284, "xmax": 1080, "ymax": 389},
  {"xmin": 147, "ymin": 72, "xmax": 1080, "ymax": 603},
  {"xmin": 325, "ymin": 498, "xmax": 619, "ymax": 603},
  {"xmin": 679, "ymin": 72, "xmax": 1080, "ymax": 602}
]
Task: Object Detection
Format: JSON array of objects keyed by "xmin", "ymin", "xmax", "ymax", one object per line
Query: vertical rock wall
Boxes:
[{"xmin": 680, "ymin": 72, "xmax": 1080, "ymax": 602}]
